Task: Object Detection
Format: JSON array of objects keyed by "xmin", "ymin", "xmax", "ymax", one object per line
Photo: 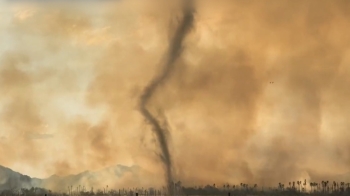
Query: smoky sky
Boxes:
[{"xmin": 1, "ymin": 0, "xmax": 350, "ymax": 190}]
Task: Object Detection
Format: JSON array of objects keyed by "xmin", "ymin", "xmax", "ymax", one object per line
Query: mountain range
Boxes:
[{"xmin": 0, "ymin": 164, "xmax": 141, "ymax": 192}]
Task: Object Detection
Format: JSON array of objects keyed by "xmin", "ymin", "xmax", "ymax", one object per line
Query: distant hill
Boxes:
[
  {"xmin": 0, "ymin": 164, "xmax": 140, "ymax": 192},
  {"xmin": 0, "ymin": 165, "xmax": 42, "ymax": 191},
  {"xmin": 41, "ymin": 164, "xmax": 141, "ymax": 191}
]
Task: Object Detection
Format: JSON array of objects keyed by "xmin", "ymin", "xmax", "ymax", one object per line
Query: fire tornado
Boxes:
[{"xmin": 139, "ymin": 0, "xmax": 195, "ymax": 194}]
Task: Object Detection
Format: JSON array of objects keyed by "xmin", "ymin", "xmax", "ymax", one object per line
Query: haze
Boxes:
[{"xmin": 1, "ymin": 0, "xmax": 350, "ymax": 190}]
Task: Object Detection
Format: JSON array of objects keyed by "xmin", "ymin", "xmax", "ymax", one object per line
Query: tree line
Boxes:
[{"xmin": 1, "ymin": 180, "xmax": 350, "ymax": 196}]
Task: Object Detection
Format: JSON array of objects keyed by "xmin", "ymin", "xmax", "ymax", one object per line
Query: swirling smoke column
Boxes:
[{"xmin": 139, "ymin": 0, "xmax": 194, "ymax": 194}]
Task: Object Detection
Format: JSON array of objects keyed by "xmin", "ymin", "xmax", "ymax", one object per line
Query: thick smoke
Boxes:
[
  {"xmin": 1, "ymin": 0, "xmax": 350, "ymax": 191},
  {"xmin": 139, "ymin": 0, "xmax": 194, "ymax": 193}
]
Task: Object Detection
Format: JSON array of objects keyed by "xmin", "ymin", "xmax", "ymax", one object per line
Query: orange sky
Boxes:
[{"xmin": 1, "ymin": 0, "xmax": 350, "ymax": 189}]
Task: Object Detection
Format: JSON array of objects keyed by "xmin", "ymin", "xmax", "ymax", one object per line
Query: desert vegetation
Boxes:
[{"xmin": 1, "ymin": 180, "xmax": 350, "ymax": 196}]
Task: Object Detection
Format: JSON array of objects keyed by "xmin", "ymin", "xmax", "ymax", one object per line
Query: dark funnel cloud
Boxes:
[{"xmin": 139, "ymin": 0, "xmax": 195, "ymax": 194}]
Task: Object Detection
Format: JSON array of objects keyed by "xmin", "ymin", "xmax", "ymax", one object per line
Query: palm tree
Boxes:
[
  {"xmin": 292, "ymin": 181, "xmax": 295, "ymax": 190},
  {"xmin": 322, "ymin": 181, "xmax": 325, "ymax": 193},
  {"xmin": 278, "ymin": 183, "xmax": 281, "ymax": 191},
  {"xmin": 301, "ymin": 181, "xmax": 303, "ymax": 191},
  {"xmin": 336, "ymin": 181, "xmax": 339, "ymax": 192},
  {"xmin": 296, "ymin": 181, "xmax": 300, "ymax": 192},
  {"xmin": 315, "ymin": 182, "xmax": 318, "ymax": 192},
  {"xmin": 310, "ymin": 182, "xmax": 313, "ymax": 193}
]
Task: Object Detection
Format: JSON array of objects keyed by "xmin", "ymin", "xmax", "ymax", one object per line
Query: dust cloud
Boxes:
[{"xmin": 0, "ymin": 0, "xmax": 350, "ymax": 190}]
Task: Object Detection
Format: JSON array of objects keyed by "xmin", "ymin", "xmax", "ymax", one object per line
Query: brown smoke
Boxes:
[{"xmin": 1, "ymin": 0, "xmax": 350, "ymax": 191}]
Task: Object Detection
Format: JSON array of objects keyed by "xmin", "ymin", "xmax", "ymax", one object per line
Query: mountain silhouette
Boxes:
[
  {"xmin": 0, "ymin": 164, "xmax": 140, "ymax": 191},
  {"xmin": 0, "ymin": 165, "xmax": 42, "ymax": 191}
]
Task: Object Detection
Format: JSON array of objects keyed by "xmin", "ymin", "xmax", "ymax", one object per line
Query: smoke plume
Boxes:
[{"xmin": 139, "ymin": 0, "xmax": 194, "ymax": 193}]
